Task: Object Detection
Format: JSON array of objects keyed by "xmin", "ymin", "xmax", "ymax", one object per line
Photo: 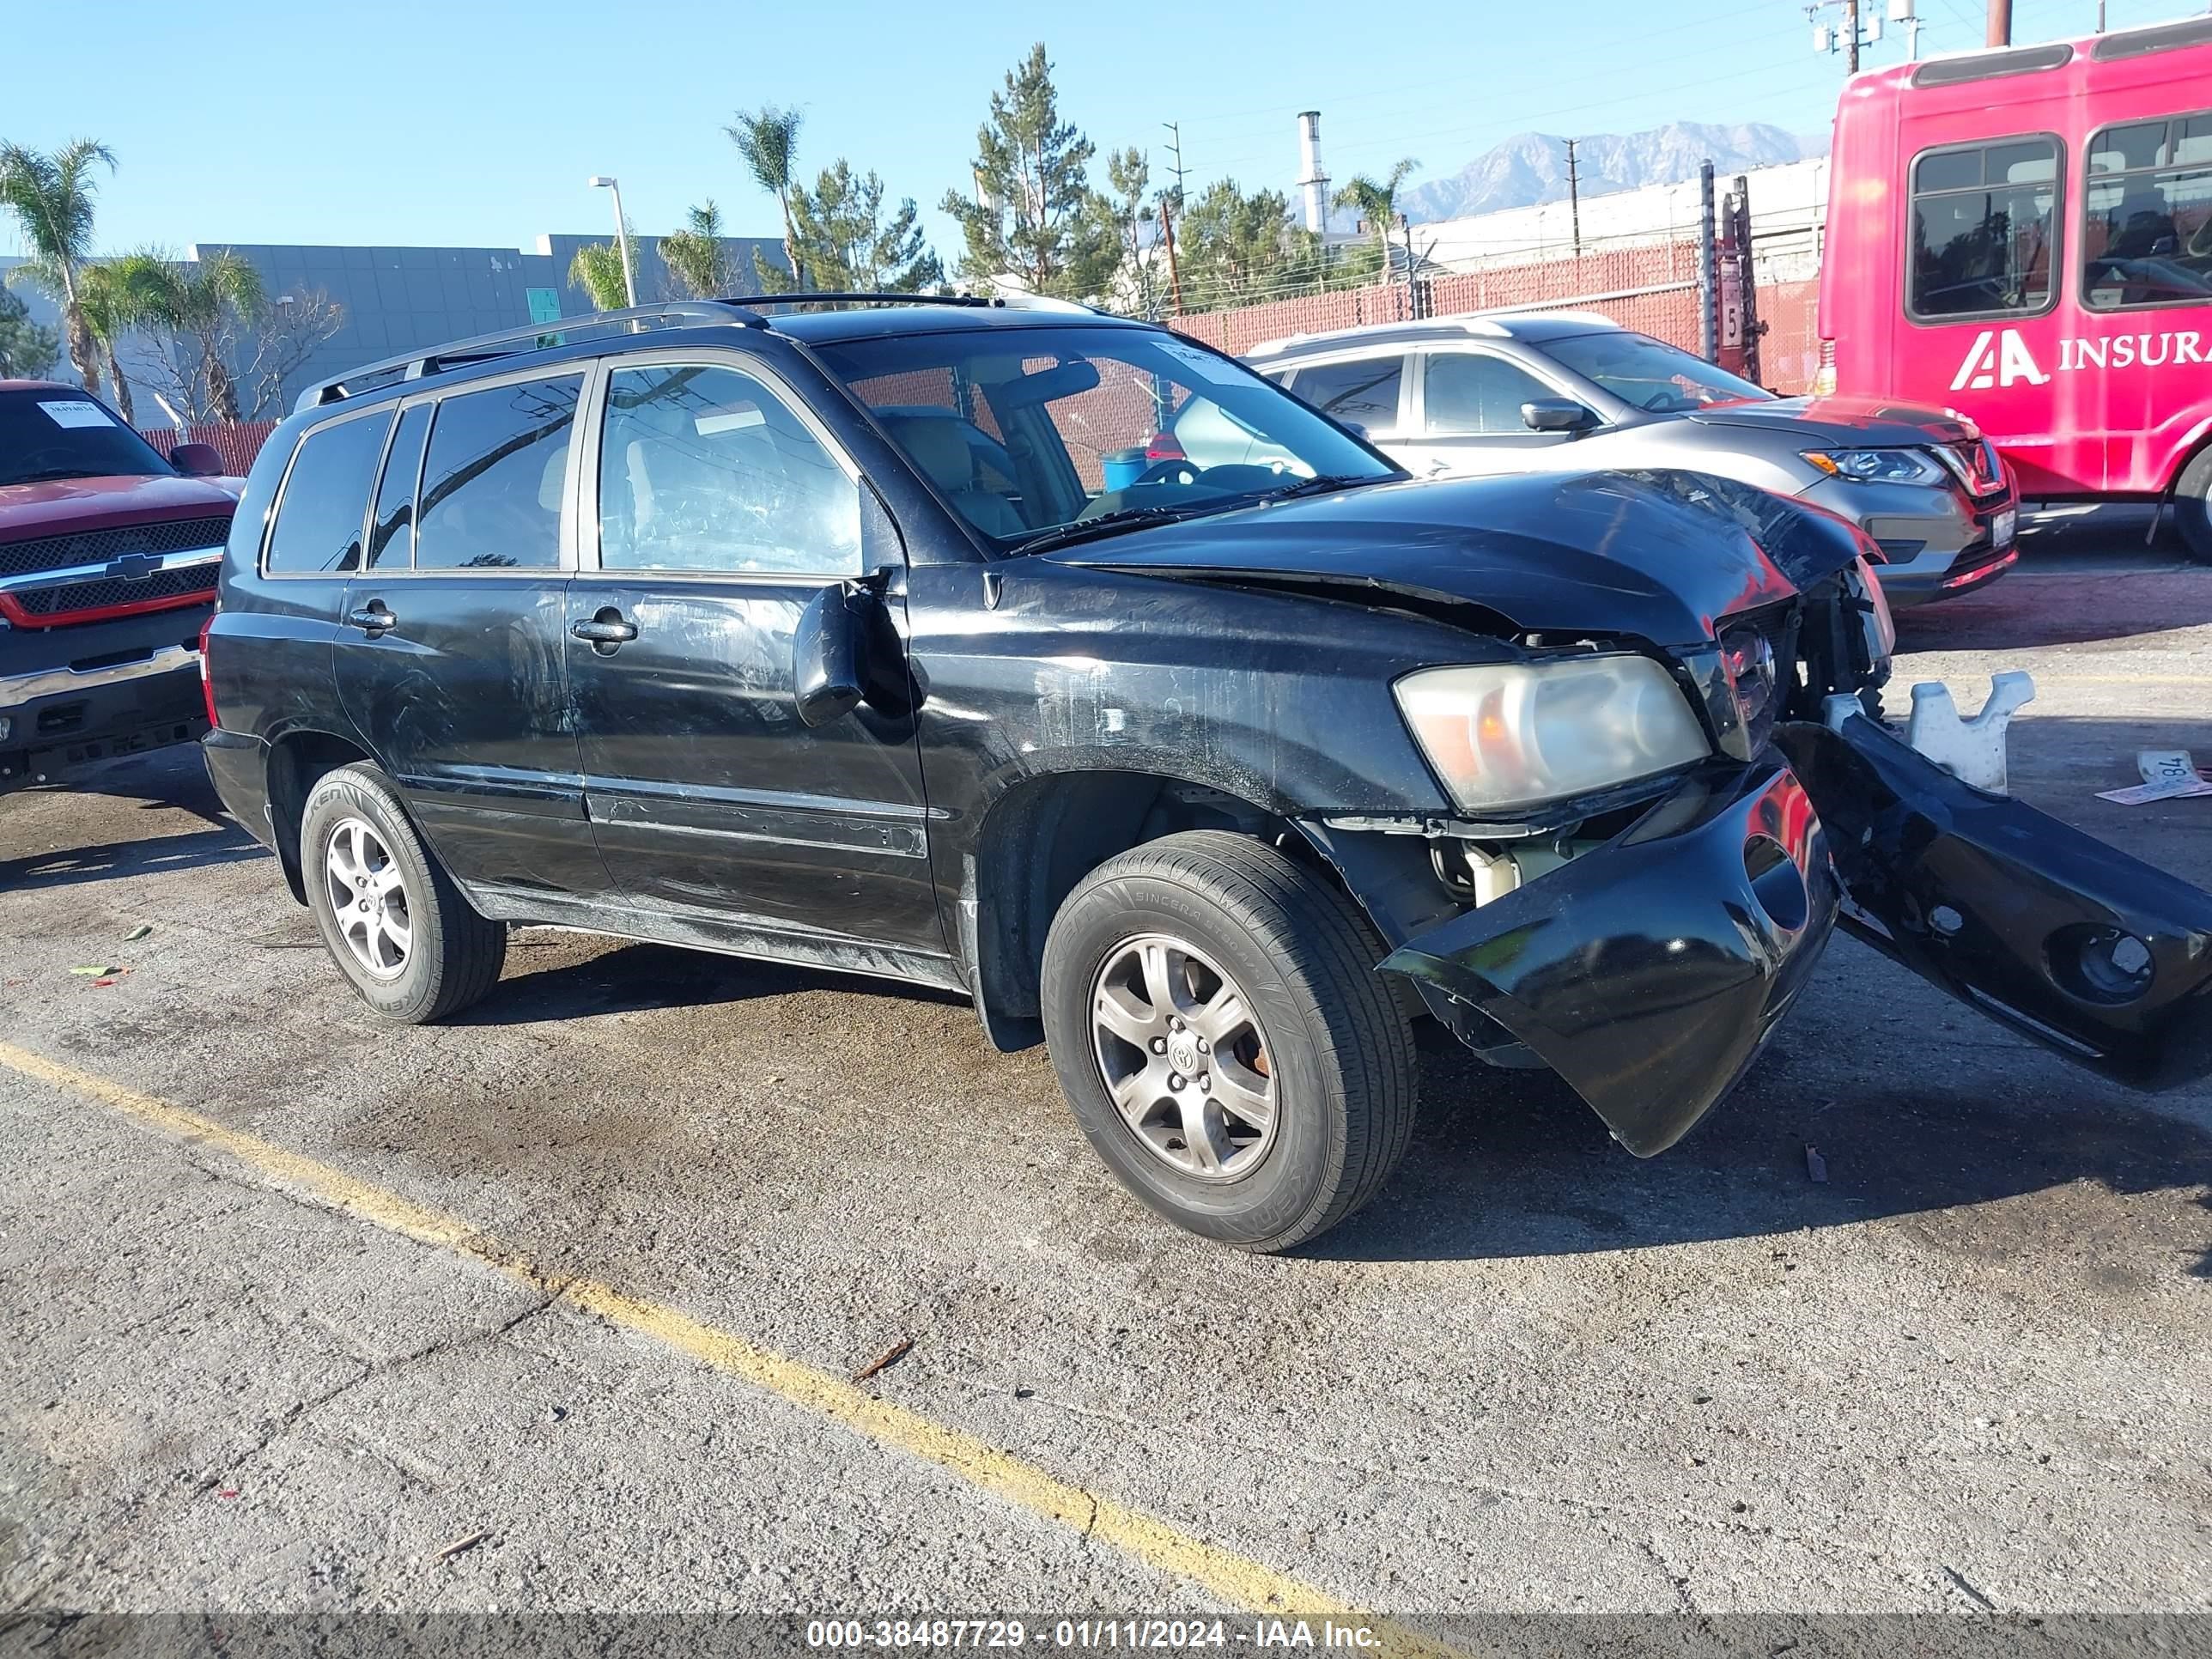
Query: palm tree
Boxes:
[
  {"xmin": 142, "ymin": 250, "xmax": 264, "ymax": 422},
  {"xmin": 76, "ymin": 253, "xmax": 166, "ymax": 425},
  {"xmin": 0, "ymin": 139, "xmax": 118, "ymax": 395},
  {"xmin": 568, "ymin": 242, "xmax": 631, "ymax": 312},
  {"xmin": 659, "ymin": 201, "xmax": 729, "ymax": 298},
  {"xmin": 725, "ymin": 104, "xmax": 805, "ymax": 288},
  {"xmin": 1334, "ymin": 157, "xmax": 1421, "ymax": 274}
]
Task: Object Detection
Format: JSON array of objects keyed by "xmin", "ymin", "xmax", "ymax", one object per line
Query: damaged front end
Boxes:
[
  {"xmin": 1382, "ymin": 755, "xmax": 1837, "ymax": 1155},
  {"xmin": 1379, "ymin": 694, "xmax": 2212, "ymax": 1158}
]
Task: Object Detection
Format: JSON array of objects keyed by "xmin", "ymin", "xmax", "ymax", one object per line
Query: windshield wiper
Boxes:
[
  {"xmin": 1008, "ymin": 504, "xmax": 1225, "ymax": 556},
  {"xmin": 1247, "ymin": 471, "xmax": 1386, "ymax": 502},
  {"xmin": 6, "ymin": 467, "xmax": 107, "ymax": 484}
]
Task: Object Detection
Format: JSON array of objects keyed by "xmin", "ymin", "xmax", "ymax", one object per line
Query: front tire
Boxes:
[
  {"xmin": 1040, "ymin": 831, "xmax": 1416, "ymax": 1252},
  {"xmin": 300, "ymin": 763, "xmax": 506, "ymax": 1024},
  {"xmin": 2174, "ymin": 447, "xmax": 2212, "ymax": 565}
]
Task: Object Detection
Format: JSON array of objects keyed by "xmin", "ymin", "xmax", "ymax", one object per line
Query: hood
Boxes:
[
  {"xmin": 1685, "ymin": 394, "xmax": 1978, "ymax": 448},
  {"xmin": 1046, "ymin": 469, "xmax": 1866, "ymax": 646},
  {"xmin": 0, "ymin": 471, "xmax": 242, "ymax": 541}
]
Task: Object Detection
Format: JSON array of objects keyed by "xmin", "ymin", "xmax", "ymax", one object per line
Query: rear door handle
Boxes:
[
  {"xmin": 346, "ymin": 602, "xmax": 397, "ymax": 635},
  {"xmin": 570, "ymin": 609, "xmax": 639, "ymax": 648}
]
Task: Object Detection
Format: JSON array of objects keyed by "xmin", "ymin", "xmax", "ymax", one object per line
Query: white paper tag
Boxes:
[
  {"xmin": 2097, "ymin": 749, "xmax": 2212, "ymax": 804},
  {"xmin": 1158, "ymin": 341, "xmax": 1245, "ymax": 386},
  {"xmin": 37, "ymin": 398, "xmax": 114, "ymax": 429},
  {"xmin": 696, "ymin": 405, "xmax": 764, "ymax": 435}
]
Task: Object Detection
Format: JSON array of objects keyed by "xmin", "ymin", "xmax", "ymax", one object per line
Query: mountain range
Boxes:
[{"xmin": 1397, "ymin": 122, "xmax": 1829, "ymax": 224}]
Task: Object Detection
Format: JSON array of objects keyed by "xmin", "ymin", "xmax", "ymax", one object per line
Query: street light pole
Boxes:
[{"xmin": 586, "ymin": 175, "xmax": 638, "ymax": 308}]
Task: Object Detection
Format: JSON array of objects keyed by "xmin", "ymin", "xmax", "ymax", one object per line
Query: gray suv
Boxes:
[{"xmin": 1244, "ymin": 314, "xmax": 2019, "ymax": 606}]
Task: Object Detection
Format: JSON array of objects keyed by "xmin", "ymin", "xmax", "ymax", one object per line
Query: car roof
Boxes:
[
  {"xmin": 1245, "ymin": 311, "xmax": 1624, "ymax": 359},
  {"xmin": 0, "ymin": 380, "xmax": 83, "ymax": 395},
  {"xmin": 293, "ymin": 295, "xmax": 1158, "ymax": 415}
]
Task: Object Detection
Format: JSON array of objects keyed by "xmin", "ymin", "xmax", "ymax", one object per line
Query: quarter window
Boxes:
[
  {"xmin": 1908, "ymin": 137, "xmax": 2061, "ymax": 319},
  {"xmin": 415, "ymin": 375, "xmax": 581, "ymax": 571},
  {"xmin": 2082, "ymin": 111, "xmax": 2212, "ymax": 310},
  {"xmin": 264, "ymin": 411, "xmax": 392, "ymax": 574},
  {"xmin": 366, "ymin": 403, "xmax": 432, "ymax": 569},
  {"xmin": 1423, "ymin": 353, "xmax": 1559, "ymax": 434},
  {"xmin": 597, "ymin": 362, "xmax": 861, "ymax": 576},
  {"xmin": 1287, "ymin": 356, "xmax": 1405, "ymax": 432}
]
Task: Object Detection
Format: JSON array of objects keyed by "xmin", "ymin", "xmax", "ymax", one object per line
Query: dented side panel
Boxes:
[{"xmin": 1380, "ymin": 758, "xmax": 1838, "ymax": 1156}]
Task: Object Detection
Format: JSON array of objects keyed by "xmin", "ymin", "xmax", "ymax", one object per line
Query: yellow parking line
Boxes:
[{"xmin": 0, "ymin": 1038, "xmax": 1459, "ymax": 1656}]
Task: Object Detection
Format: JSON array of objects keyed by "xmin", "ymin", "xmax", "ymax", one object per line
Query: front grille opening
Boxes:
[
  {"xmin": 16, "ymin": 564, "xmax": 218, "ymax": 618},
  {"xmin": 0, "ymin": 516, "xmax": 232, "ymax": 579}
]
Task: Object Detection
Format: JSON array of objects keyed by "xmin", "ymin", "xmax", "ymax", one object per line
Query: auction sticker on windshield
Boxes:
[
  {"xmin": 36, "ymin": 399, "xmax": 115, "ymax": 428},
  {"xmin": 1157, "ymin": 342, "xmax": 1244, "ymax": 386}
]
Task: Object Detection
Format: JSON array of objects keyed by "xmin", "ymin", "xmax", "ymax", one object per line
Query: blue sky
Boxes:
[{"xmin": 0, "ymin": 0, "xmax": 2185, "ymax": 262}]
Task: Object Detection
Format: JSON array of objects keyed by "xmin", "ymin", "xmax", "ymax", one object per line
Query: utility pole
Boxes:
[
  {"xmin": 1565, "ymin": 137, "xmax": 1583, "ymax": 259},
  {"xmin": 1843, "ymin": 0, "xmax": 1860, "ymax": 71},
  {"xmin": 1985, "ymin": 0, "xmax": 2010, "ymax": 46},
  {"xmin": 1160, "ymin": 121, "xmax": 1188, "ymax": 210},
  {"xmin": 1158, "ymin": 192, "xmax": 1186, "ymax": 319}
]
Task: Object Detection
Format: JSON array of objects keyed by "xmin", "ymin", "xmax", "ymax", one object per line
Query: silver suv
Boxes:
[{"xmin": 1244, "ymin": 314, "xmax": 2019, "ymax": 606}]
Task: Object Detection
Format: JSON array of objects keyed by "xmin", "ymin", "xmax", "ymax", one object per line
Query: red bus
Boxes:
[{"xmin": 1817, "ymin": 15, "xmax": 2212, "ymax": 559}]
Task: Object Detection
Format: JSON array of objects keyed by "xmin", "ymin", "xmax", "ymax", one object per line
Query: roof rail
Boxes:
[
  {"xmin": 296, "ymin": 289, "xmax": 1115, "ymax": 413},
  {"xmin": 295, "ymin": 300, "xmax": 767, "ymax": 411},
  {"xmin": 727, "ymin": 289, "xmax": 1103, "ymax": 316}
]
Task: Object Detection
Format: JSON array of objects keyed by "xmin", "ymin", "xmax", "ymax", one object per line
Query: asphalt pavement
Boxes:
[{"xmin": 1, "ymin": 525, "xmax": 2207, "ymax": 1647}]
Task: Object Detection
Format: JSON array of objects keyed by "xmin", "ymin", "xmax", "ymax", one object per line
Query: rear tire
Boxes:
[
  {"xmin": 300, "ymin": 763, "xmax": 506, "ymax": 1024},
  {"xmin": 2175, "ymin": 447, "xmax": 2212, "ymax": 565},
  {"xmin": 1040, "ymin": 830, "xmax": 1417, "ymax": 1253}
]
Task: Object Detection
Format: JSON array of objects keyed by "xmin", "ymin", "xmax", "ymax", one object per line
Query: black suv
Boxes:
[{"xmin": 202, "ymin": 295, "xmax": 2212, "ymax": 1250}]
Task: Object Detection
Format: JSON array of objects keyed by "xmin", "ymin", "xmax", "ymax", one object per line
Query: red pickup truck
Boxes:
[{"xmin": 1, "ymin": 380, "xmax": 240, "ymax": 792}]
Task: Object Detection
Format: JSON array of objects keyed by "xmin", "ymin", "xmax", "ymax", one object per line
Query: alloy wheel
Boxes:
[
  {"xmin": 323, "ymin": 817, "xmax": 411, "ymax": 981},
  {"xmin": 1088, "ymin": 933, "xmax": 1279, "ymax": 1181}
]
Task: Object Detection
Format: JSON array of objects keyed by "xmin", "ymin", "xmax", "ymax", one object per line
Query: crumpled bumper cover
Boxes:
[
  {"xmin": 1777, "ymin": 715, "xmax": 2212, "ymax": 1091},
  {"xmin": 1380, "ymin": 757, "xmax": 1838, "ymax": 1156}
]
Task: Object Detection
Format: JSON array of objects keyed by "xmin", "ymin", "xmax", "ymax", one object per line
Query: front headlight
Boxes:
[
  {"xmin": 1395, "ymin": 655, "xmax": 1711, "ymax": 812},
  {"xmin": 1802, "ymin": 447, "xmax": 1944, "ymax": 486}
]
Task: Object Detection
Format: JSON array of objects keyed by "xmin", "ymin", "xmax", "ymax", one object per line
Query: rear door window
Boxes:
[
  {"xmin": 415, "ymin": 375, "xmax": 582, "ymax": 571},
  {"xmin": 1286, "ymin": 355, "xmax": 1406, "ymax": 433},
  {"xmin": 1907, "ymin": 136, "xmax": 2062, "ymax": 319},
  {"xmin": 264, "ymin": 410, "xmax": 392, "ymax": 574}
]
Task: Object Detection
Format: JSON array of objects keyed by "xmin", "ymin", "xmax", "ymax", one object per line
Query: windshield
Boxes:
[
  {"xmin": 0, "ymin": 389, "xmax": 176, "ymax": 487},
  {"xmin": 1544, "ymin": 331, "xmax": 1773, "ymax": 414},
  {"xmin": 811, "ymin": 325, "xmax": 1399, "ymax": 549}
]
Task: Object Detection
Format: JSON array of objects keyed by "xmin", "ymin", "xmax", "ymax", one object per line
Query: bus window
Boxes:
[
  {"xmin": 2082, "ymin": 110, "xmax": 2212, "ymax": 310},
  {"xmin": 1908, "ymin": 136, "xmax": 2061, "ymax": 320}
]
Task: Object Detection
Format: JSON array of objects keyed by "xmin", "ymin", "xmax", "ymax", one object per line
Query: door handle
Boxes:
[
  {"xmin": 570, "ymin": 609, "xmax": 639, "ymax": 649},
  {"xmin": 346, "ymin": 602, "xmax": 397, "ymax": 635}
]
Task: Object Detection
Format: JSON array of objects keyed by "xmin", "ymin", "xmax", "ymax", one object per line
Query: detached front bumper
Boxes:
[
  {"xmin": 1381, "ymin": 757, "xmax": 1838, "ymax": 1156},
  {"xmin": 1378, "ymin": 713, "xmax": 2212, "ymax": 1157}
]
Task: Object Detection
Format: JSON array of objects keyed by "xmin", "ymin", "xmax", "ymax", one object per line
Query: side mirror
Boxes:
[
  {"xmin": 1521, "ymin": 399, "xmax": 1596, "ymax": 434},
  {"xmin": 793, "ymin": 579, "xmax": 909, "ymax": 728},
  {"xmin": 1340, "ymin": 420, "xmax": 1370, "ymax": 441},
  {"xmin": 170, "ymin": 442, "xmax": 224, "ymax": 477}
]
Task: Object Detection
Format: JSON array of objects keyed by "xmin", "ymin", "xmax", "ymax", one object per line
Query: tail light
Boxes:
[
  {"xmin": 1810, "ymin": 338, "xmax": 1838, "ymax": 398},
  {"xmin": 1144, "ymin": 431, "xmax": 1186, "ymax": 462},
  {"xmin": 198, "ymin": 611, "xmax": 219, "ymax": 729}
]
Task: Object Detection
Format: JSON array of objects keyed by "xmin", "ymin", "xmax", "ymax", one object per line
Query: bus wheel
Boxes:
[{"xmin": 2176, "ymin": 447, "xmax": 2212, "ymax": 565}]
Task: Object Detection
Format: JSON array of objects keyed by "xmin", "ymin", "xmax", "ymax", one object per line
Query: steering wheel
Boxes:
[
  {"xmin": 1641, "ymin": 391, "xmax": 1680, "ymax": 412},
  {"xmin": 1134, "ymin": 458, "xmax": 1200, "ymax": 486}
]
